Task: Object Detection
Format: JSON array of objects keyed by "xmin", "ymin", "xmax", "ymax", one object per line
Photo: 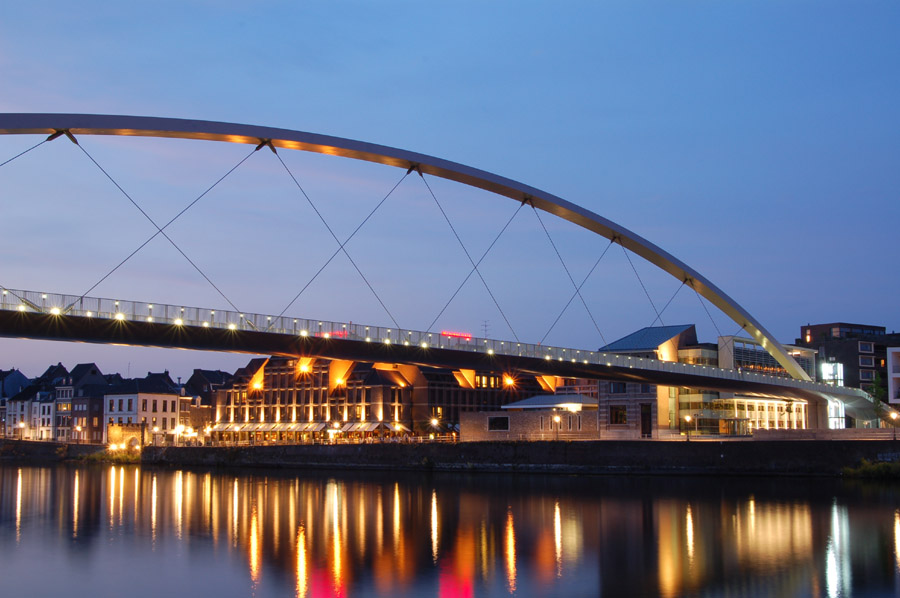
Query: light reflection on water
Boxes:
[{"xmin": 1, "ymin": 464, "xmax": 900, "ymax": 597}]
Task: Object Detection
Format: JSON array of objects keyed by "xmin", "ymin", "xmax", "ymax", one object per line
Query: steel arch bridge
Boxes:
[
  {"xmin": 0, "ymin": 113, "xmax": 878, "ymax": 423},
  {"xmin": 0, "ymin": 113, "xmax": 804, "ymax": 378}
]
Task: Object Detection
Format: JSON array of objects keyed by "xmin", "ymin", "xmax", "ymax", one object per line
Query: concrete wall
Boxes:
[
  {"xmin": 461, "ymin": 410, "xmax": 598, "ymax": 442},
  {"xmin": 142, "ymin": 439, "xmax": 900, "ymax": 476}
]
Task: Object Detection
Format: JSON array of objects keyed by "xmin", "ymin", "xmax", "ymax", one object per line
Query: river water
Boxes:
[{"xmin": 1, "ymin": 463, "xmax": 899, "ymax": 598}]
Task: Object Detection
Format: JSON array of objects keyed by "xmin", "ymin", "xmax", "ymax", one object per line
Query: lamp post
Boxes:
[
  {"xmin": 891, "ymin": 412, "xmax": 898, "ymax": 441},
  {"xmin": 553, "ymin": 414, "xmax": 561, "ymax": 441},
  {"xmin": 17, "ymin": 421, "xmax": 25, "ymax": 441},
  {"xmin": 684, "ymin": 415, "xmax": 692, "ymax": 442},
  {"xmin": 75, "ymin": 425, "xmax": 82, "ymax": 444},
  {"xmin": 430, "ymin": 417, "xmax": 439, "ymax": 441}
]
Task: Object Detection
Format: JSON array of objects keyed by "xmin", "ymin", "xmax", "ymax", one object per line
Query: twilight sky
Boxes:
[{"xmin": 1, "ymin": 1, "xmax": 898, "ymax": 381}]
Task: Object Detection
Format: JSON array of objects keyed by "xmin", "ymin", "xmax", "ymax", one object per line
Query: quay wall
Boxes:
[
  {"xmin": 141, "ymin": 440, "xmax": 900, "ymax": 476},
  {"xmin": 4, "ymin": 438, "xmax": 900, "ymax": 476},
  {"xmin": 0, "ymin": 439, "xmax": 106, "ymax": 461}
]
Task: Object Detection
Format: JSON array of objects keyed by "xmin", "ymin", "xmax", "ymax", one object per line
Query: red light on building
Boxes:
[{"xmin": 441, "ymin": 330, "xmax": 472, "ymax": 341}]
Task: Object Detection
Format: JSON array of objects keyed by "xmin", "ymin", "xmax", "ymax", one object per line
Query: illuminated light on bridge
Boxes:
[
  {"xmin": 114, "ymin": 313, "xmax": 125, "ymax": 321},
  {"xmin": 503, "ymin": 376, "xmax": 516, "ymax": 387},
  {"xmin": 174, "ymin": 318, "xmax": 184, "ymax": 326},
  {"xmin": 50, "ymin": 307, "xmax": 61, "ymax": 315}
]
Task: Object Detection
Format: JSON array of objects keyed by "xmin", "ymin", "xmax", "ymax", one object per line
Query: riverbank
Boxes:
[
  {"xmin": 142, "ymin": 439, "xmax": 900, "ymax": 476},
  {"xmin": 4, "ymin": 438, "xmax": 900, "ymax": 476}
]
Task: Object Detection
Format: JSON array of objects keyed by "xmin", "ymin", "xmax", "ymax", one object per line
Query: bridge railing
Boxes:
[{"xmin": 0, "ymin": 287, "xmax": 873, "ymax": 402}]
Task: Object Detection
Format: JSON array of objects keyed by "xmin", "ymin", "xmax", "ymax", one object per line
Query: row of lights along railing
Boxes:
[{"xmin": 0, "ymin": 287, "xmax": 871, "ymax": 399}]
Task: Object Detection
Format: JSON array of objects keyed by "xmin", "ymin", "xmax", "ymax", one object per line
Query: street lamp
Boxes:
[
  {"xmin": 684, "ymin": 415, "xmax": 692, "ymax": 442},
  {"xmin": 891, "ymin": 412, "xmax": 898, "ymax": 441},
  {"xmin": 553, "ymin": 414, "xmax": 561, "ymax": 441},
  {"xmin": 17, "ymin": 421, "xmax": 25, "ymax": 440},
  {"xmin": 75, "ymin": 425, "xmax": 82, "ymax": 444}
]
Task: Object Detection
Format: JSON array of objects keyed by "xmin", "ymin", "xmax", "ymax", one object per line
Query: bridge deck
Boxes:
[{"xmin": 0, "ymin": 287, "xmax": 876, "ymax": 419}]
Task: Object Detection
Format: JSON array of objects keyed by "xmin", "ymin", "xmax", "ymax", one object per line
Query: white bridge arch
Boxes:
[{"xmin": 0, "ymin": 113, "xmax": 807, "ymax": 379}]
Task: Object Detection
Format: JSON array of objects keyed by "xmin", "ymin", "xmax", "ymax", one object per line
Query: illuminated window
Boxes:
[{"xmin": 610, "ymin": 405, "xmax": 627, "ymax": 424}]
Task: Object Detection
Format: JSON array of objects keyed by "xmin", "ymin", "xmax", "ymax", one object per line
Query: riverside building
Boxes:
[{"xmin": 210, "ymin": 356, "xmax": 540, "ymax": 443}]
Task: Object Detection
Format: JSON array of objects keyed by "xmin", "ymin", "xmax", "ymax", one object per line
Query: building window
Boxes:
[
  {"xmin": 859, "ymin": 356, "xmax": 875, "ymax": 368},
  {"xmin": 610, "ymin": 382, "xmax": 627, "ymax": 394},
  {"xmin": 859, "ymin": 341, "xmax": 874, "ymax": 354},
  {"xmin": 640, "ymin": 384, "xmax": 652, "ymax": 394},
  {"xmin": 860, "ymin": 370, "xmax": 875, "ymax": 381},
  {"xmin": 610, "ymin": 405, "xmax": 627, "ymax": 425},
  {"xmin": 487, "ymin": 416, "xmax": 509, "ymax": 431}
]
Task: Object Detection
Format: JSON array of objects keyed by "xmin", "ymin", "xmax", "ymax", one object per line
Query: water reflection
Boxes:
[{"xmin": 1, "ymin": 465, "xmax": 899, "ymax": 597}]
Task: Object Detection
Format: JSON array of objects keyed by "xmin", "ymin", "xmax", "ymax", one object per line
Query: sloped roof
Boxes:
[
  {"xmin": 600, "ymin": 324, "xmax": 696, "ymax": 352},
  {"xmin": 106, "ymin": 378, "xmax": 178, "ymax": 396},
  {"xmin": 38, "ymin": 362, "xmax": 69, "ymax": 383},
  {"xmin": 69, "ymin": 363, "xmax": 102, "ymax": 382},
  {"xmin": 501, "ymin": 394, "xmax": 598, "ymax": 410},
  {"xmin": 191, "ymin": 369, "xmax": 232, "ymax": 385}
]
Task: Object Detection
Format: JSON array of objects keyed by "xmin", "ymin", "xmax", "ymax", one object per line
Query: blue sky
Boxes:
[{"xmin": 1, "ymin": 1, "xmax": 898, "ymax": 380}]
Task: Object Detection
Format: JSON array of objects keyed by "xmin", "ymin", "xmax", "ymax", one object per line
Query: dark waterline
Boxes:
[{"xmin": 1, "ymin": 464, "xmax": 899, "ymax": 598}]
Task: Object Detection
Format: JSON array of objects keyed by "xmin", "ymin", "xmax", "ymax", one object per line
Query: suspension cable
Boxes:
[
  {"xmin": 539, "ymin": 238, "xmax": 614, "ymax": 346},
  {"xmin": 532, "ymin": 206, "xmax": 607, "ymax": 345},
  {"xmin": 425, "ymin": 201, "xmax": 525, "ymax": 334},
  {"xmin": 75, "ymin": 145, "xmax": 260, "ymax": 304},
  {"xmin": 69, "ymin": 135, "xmax": 247, "ymax": 314},
  {"xmin": 620, "ymin": 242, "xmax": 663, "ymax": 326},
  {"xmin": 0, "ymin": 138, "xmax": 47, "ymax": 169},
  {"xmin": 417, "ymin": 172, "xmax": 520, "ymax": 341},
  {"xmin": 647, "ymin": 280, "xmax": 685, "ymax": 328},
  {"xmin": 274, "ymin": 171, "xmax": 410, "ymax": 326},
  {"xmin": 270, "ymin": 149, "xmax": 402, "ymax": 329}
]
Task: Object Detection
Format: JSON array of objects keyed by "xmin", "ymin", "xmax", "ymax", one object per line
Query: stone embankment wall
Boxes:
[
  {"xmin": 0, "ymin": 439, "xmax": 106, "ymax": 461},
  {"xmin": 142, "ymin": 439, "xmax": 900, "ymax": 476}
]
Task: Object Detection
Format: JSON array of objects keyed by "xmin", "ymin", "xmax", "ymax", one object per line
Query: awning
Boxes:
[
  {"xmin": 340, "ymin": 422, "xmax": 355, "ymax": 432},
  {"xmin": 212, "ymin": 423, "xmax": 248, "ymax": 432}
]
